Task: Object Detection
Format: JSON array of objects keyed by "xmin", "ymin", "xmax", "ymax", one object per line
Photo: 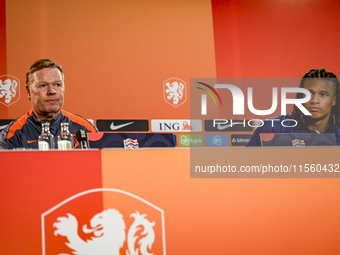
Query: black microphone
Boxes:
[{"xmin": 76, "ymin": 129, "xmax": 89, "ymax": 149}]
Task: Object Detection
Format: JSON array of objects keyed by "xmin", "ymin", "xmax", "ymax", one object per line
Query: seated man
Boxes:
[
  {"xmin": 247, "ymin": 68, "xmax": 340, "ymax": 146},
  {"xmin": 0, "ymin": 59, "xmax": 98, "ymax": 149}
]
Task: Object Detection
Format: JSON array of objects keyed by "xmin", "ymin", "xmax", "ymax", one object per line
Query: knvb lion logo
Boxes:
[
  {"xmin": 0, "ymin": 75, "xmax": 20, "ymax": 107},
  {"xmin": 42, "ymin": 188, "xmax": 166, "ymax": 255},
  {"xmin": 163, "ymin": 78, "xmax": 186, "ymax": 108}
]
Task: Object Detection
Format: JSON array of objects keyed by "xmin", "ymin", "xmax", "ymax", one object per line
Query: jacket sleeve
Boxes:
[
  {"xmin": 88, "ymin": 122, "xmax": 99, "ymax": 132},
  {"xmin": 0, "ymin": 124, "xmax": 23, "ymax": 150},
  {"xmin": 0, "ymin": 129, "xmax": 10, "ymax": 149}
]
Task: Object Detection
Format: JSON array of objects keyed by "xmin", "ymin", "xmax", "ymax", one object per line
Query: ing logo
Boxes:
[{"xmin": 196, "ymin": 82, "xmax": 222, "ymax": 115}]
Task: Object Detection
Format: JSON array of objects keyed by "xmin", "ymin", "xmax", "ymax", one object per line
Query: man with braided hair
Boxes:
[{"xmin": 247, "ymin": 68, "xmax": 340, "ymax": 146}]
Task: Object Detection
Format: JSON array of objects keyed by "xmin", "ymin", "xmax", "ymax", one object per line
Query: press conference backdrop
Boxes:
[
  {"xmin": 0, "ymin": 0, "xmax": 340, "ymax": 146},
  {"xmin": 1, "ymin": 2, "xmax": 340, "ymax": 255}
]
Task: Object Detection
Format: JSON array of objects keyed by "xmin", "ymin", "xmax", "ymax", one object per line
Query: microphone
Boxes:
[
  {"xmin": 76, "ymin": 129, "xmax": 90, "ymax": 149},
  {"xmin": 312, "ymin": 130, "xmax": 320, "ymax": 134}
]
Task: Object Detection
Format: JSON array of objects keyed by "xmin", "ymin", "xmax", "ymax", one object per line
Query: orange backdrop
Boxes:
[
  {"xmin": 1, "ymin": 0, "xmax": 216, "ymax": 120},
  {"xmin": 2, "ymin": 0, "xmax": 339, "ymax": 121}
]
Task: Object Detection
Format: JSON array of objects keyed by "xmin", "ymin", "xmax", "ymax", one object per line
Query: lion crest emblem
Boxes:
[
  {"xmin": 54, "ymin": 209, "xmax": 155, "ymax": 255},
  {"xmin": 0, "ymin": 75, "xmax": 20, "ymax": 106},
  {"xmin": 163, "ymin": 78, "xmax": 186, "ymax": 108},
  {"xmin": 42, "ymin": 188, "xmax": 166, "ymax": 255}
]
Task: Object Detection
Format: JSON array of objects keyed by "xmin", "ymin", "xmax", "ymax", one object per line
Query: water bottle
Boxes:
[
  {"xmin": 57, "ymin": 123, "xmax": 74, "ymax": 150},
  {"xmin": 38, "ymin": 123, "xmax": 55, "ymax": 150}
]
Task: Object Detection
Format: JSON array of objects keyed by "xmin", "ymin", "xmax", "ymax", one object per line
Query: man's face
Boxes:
[
  {"xmin": 303, "ymin": 79, "xmax": 336, "ymax": 120},
  {"xmin": 26, "ymin": 67, "xmax": 65, "ymax": 119}
]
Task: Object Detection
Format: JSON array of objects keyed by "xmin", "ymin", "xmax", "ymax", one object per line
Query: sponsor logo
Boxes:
[
  {"xmin": 151, "ymin": 119, "xmax": 202, "ymax": 132},
  {"xmin": 205, "ymin": 120, "xmax": 253, "ymax": 132},
  {"xmin": 96, "ymin": 120, "xmax": 149, "ymax": 132},
  {"xmin": 179, "ymin": 134, "xmax": 203, "ymax": 146},
  {"xmin": 110, "ymin": 121, "xmax": 134, "ymax": 130},
  {"xmin": 179, "ymin": 135, "xmax": 190, "ymax": 146},
  {"xmin": 205, "ymin": 134, "xmax": 229, "ymax": 146},
  {"xmin": 123, "ymin": 138, "xmax": 139, "ymax": 149},
  {"xmin": 163, "ymin": 78, "xmax": 187, "ymax": 108},
  {"xmin": 0, "ymin": 75, "xmax": 20, "ymax": 107},
  {"xmin": 42, "ymin": 188, "xmax": 166, "ymax": 255},
  {"xmin": 292, "ymin": 139, "xmax": 305, "ymax": 147},
  {"xmin": 231, "ymin": 134, "xmax": 253, "ymax": 146}
]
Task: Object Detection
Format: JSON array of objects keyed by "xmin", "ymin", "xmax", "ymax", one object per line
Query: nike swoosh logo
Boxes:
[
  {"xmin": 217, "ymin": 122, "xmax": 244, "ymax": 130},
  {"xmin": 217, "ymin": 123, "xmax": 233, "ymax": 130},
  {"xmin": 27, "ymin": 140, "xmax": 38, "ymax": 144},
  {"xmin": 110, "ymin": 121, "xmax": 134, "ymax": 130},
  {"xmin": 0, "ymin": 124, "xmax": 9, "ymax": 130}
]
